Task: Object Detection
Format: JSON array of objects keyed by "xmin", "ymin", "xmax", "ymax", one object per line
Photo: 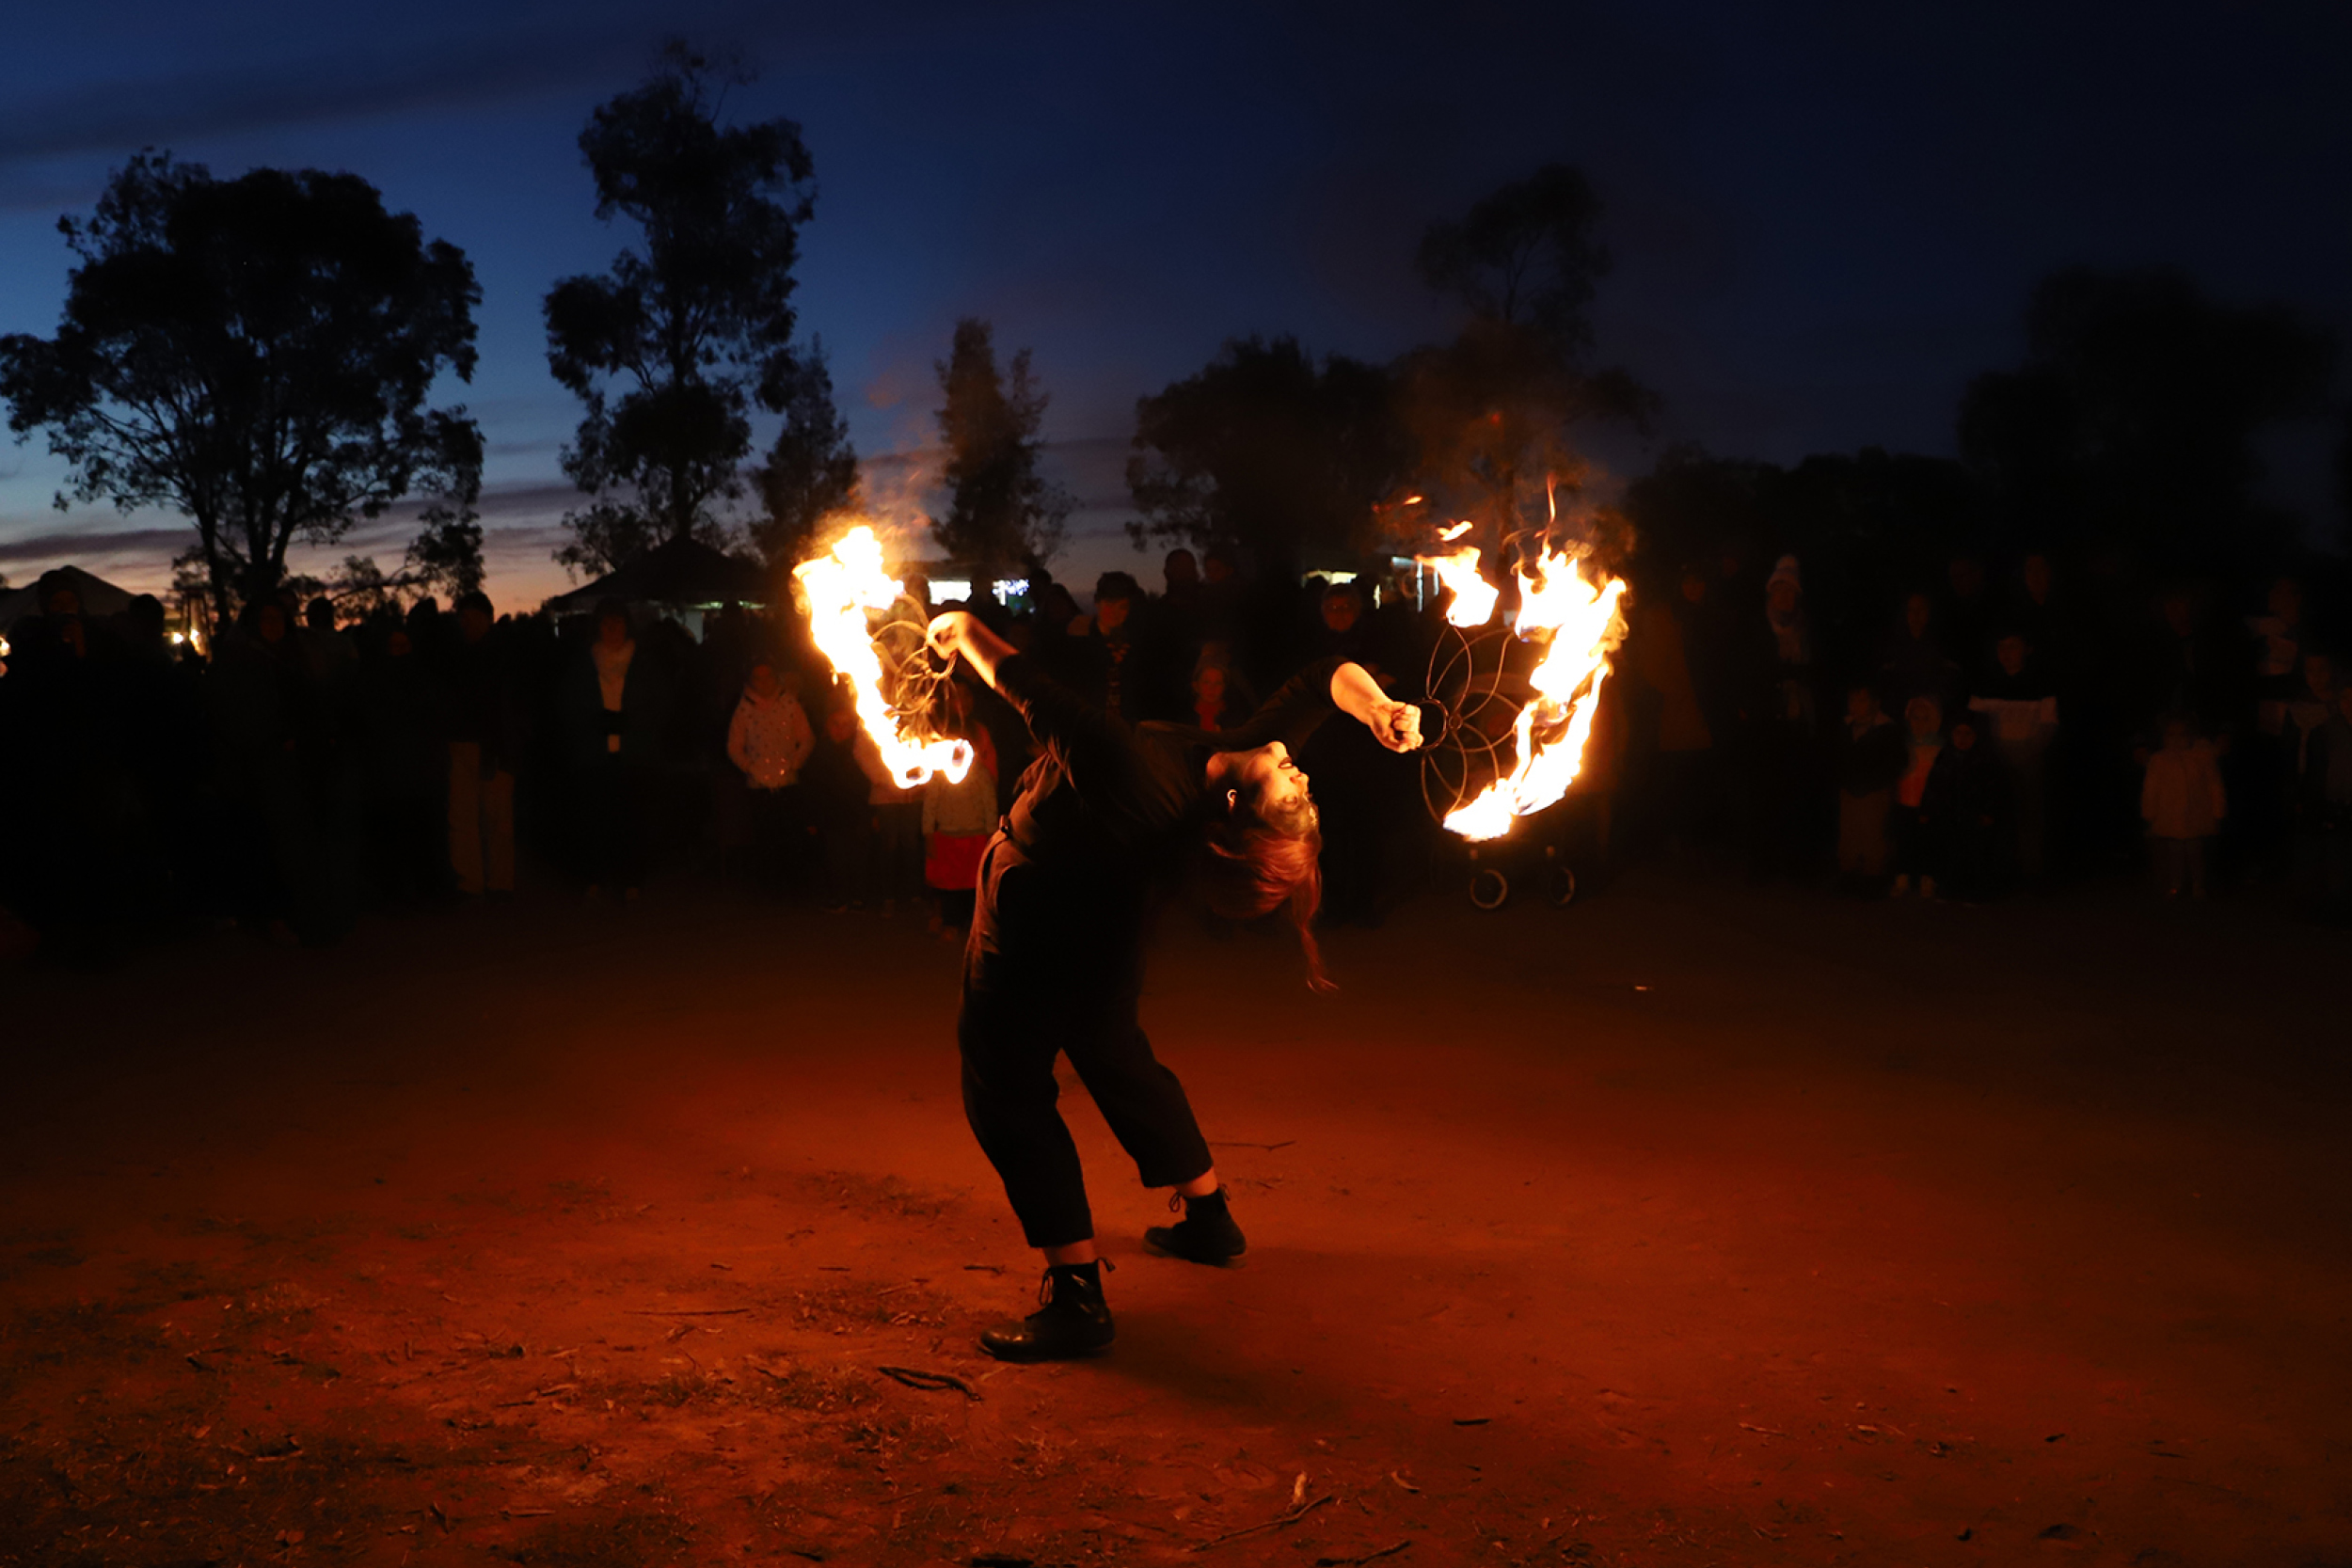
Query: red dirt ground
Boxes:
[{"xmin": 2, "ymin": 869, "xmax": 2347, "ymax": 1568}]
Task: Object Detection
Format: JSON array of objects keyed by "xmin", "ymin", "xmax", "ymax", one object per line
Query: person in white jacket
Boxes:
[{"xmin": 726, "ymin": 659, "xmax": 815, "ymax": 890}]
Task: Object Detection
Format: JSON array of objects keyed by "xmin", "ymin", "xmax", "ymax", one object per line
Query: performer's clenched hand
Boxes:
[
  {"xmin": 1329, "ymin": 661, "xmax": 1422, "ymax": 752},
  {"xmin": 925, "ymin": 610, "xmax": 977, "ymax": 658},
  {"xmin": 1365, "ymin": 697, "xmax": 1423, "ymax": 753},
  {"xmin": 926, "ymin": 610, "xmax": 1016, "ymax": 690}
]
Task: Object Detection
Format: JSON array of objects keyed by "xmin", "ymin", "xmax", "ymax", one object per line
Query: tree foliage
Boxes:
[
  {"xmin": 0, "ymin": 151, "xmax": 482, "ymax": 619},
  {"xmin": 1403, "ymin": 163, "xmax": 1653, "ymax": 539},
  {"xmin": 1958, "ymin": 267, "xmax": 2336, "ymax": 561},
  {"xmin": 930, "ymin": 318, "xmax": 1071, "ymax": 573},
  {"xmin": 1126, "ymin": 335, "xmax": 1406, "ymax": 572},
  {"xmin": 749, "ymin": 339, "xmax": 858, "ymax": 569},
  {"xmin": 545, "ymin": 40, "xmax": 816, "ymax": 577}
]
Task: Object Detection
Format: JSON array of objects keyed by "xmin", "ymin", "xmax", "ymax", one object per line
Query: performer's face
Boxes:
[{"xmin": 1233, "ymin": 741, "xmax": 1311, "ymax": 816}]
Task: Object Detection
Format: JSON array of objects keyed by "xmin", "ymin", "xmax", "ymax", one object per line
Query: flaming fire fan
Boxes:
[{"xmin": 794, "ymin": 526, "xmax": 973, "ymax": 789}]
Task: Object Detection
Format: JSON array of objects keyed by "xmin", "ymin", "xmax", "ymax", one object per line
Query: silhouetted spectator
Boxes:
[
  {"xmin": 1889, "ymin": 695, "xmax": 1945, "ymax": 898},
  {"xmin": 1927, "ymin": 714, "xmax": 2006, "ymax": 901},
  {"xmin": 866, "ymin": 740, "xmax": 922, "ymax": 917},
  {"xmin": 565, "ymin": 598, "xmax": 667, "ymax": 901},
  {"xmin": 1834, "ymin": 683, "xmax": 1905, "ymax": 888},
  {"xmin": 2284, "ymin": 652, "xmax": 2340, "ymax": 912},
  {"xmin": 303, "ymin": 596, "xmax": 356, "ymax": 693},
  {"xmin": 1880, "ymin": 591, "xmax": 1962, "ymax": 711},
  {"xmin": 1311, "ymin": 581, "xmax": 1388, "ymax": 682},
  {"xmin": 357, "ymin": 624, "xmax": 446, "ymax": 905},
  {"xmin": 2320, "ymin": 685, "xmax": 2352, "ymax": 921},
  {"xmin": 1627, "ymin": 587, "xmax": 1718, "ymax": 853},
  {"xmin": 2143, "ymin": 717, "xmax": 2226, "ymax": 898},
  {"xmin": 802, "ymin": 703, "xmax": 878, "ymax": 911},
  {"xmin": 1060, "ymin": 570, "xmax": 1149, "ymax": 723},
  {"xmin": 1749, "ymin": 554, "xmax": 1824, "ymax": 878},
  {"xmin": 2142, "ymin": 586, "xmax": 2240, "ymax": 742},
  {"xmin": 1942, "ymin": 551, "xmax": 1993, "ymax": 683},
  {"xmin": 444, "ymin": 591, "xmax": 516, "ymax": 898},
  {"xmin": 2010, "ymin": 551, "xmax": 2066, "ymax": 676},
  {"xmin": 2244, "ymin": 575, "xmax": 2312, "ymax": 866},
  {"xmin": 1968, "ymin": 632, "xmax": 2061, "ymax": 884},
  {"xmin": 209, "ymin": 598, "xmax": 336, "ymax": 942}
]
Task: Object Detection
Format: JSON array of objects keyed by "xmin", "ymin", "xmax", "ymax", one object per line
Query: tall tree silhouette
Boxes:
[
  {"xmin": 1400, "ymin": 164, "xmax": 1652, "ymax": 541},
  {"xmin": 0, "ymin": 152, "xmax": 481, "ymax": 620},
  {"xmin": 749, "ymin": 339, "xmax": 858, "ymax": 570},
  {"xmin": 930, "ymin": 319, "xmax": 1070, "ymax": 576},
  {"xmin": 1127, "ymin": 335, "xmax": 1405, "ymax": 574},
  {"xmin": 544, "ymin": 40, "xmax": 816, "ymax": 578},
  {"xmin": 1959, "ymin": 267, "xmax": 2336, "ymax": 561}
]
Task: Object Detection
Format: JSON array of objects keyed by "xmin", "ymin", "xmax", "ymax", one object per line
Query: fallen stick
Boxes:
[
  {"xmin": 1192, "ymin": 1492, "xmax": 1332, "ymax": 1551},
  {"xmin": 875, "ymin": 1365, "xmax": 978, "ymax": 1399},
  {"xmin": 1316, "ymin": 1542, "xmax": 1411, "ymax": 1567},
  {"xmin": 624, "ymin": 1308, "xmax": 751, "ymax": 1316},
  {"xmin": 1209, "ymin": 1140, "xmax": 1295, "ymax": 1152}
]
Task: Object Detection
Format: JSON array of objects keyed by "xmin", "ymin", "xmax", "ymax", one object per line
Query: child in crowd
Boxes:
[
  {"xmin": 1833, "ymin": 683, "xmax": 1905, "ymax": 889},
  {"xmin": 1889, "ymin": 695, "xmax": 1945, "ymax": 898},
  {"xmin": 1190, "ymin": 656, "xmax": 1255, "ymax": 733},
  {"xmin": 923, "ymin": 736, "xmax": 998, "ymax": 942},
  {"xmin": 2141, "ymin": 717, "xmax": 2227, "ymax": 898}
]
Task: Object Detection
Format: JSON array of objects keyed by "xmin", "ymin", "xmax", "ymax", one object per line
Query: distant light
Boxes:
[
  {"xmin": 991, "ymin": 578, "xmax": 1029, "ymax": 606},
  {"xmin": 928, "ymin": 578, "xmax": 973, "ymax": 604},
  {"xmin": 169, "ymin": 631, "xmax": 185, "ymax": 644}
]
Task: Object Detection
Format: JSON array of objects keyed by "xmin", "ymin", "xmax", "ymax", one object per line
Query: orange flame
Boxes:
[
  {"xmin": 793, "ymin": 524, "xmax": 973, "ymax": 789},
  {"xmin": 1422, "ymin": 540, "xmax": 1627, "ymax": 841},
  {"xmin": 1422, "ymin": 524, "xmax": 1497, "ymax": 628}
]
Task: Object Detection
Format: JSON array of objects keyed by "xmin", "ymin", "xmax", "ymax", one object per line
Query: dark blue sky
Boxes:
[{"xmin": 3, "ymin": 0, "xmax": 2347, "ymax": 606}]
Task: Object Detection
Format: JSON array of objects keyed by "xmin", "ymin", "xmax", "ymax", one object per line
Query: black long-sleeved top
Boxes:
[{"xmin": 992, "ymin": 653, "xmax": 1343, "ymax": 882}]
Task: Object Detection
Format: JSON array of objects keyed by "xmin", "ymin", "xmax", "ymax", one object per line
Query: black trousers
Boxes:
[{"xmin": 958, "ymin": 836, "xmax": 1214, "ymax": 1248}]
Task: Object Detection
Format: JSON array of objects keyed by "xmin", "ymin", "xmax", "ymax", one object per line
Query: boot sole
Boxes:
[
  {"xmin": 1142, "ymin": 1234, "xmax": 1247, "ymax": 1268},
  {"xmin": 977, "ymin": 1336, "xmax": 1114, "ymax": 1363}
]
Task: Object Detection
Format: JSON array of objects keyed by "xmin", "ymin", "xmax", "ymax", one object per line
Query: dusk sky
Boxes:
[{"xmin": 2, "ymin": 0, "xmax": 2347, "ymax": 610}]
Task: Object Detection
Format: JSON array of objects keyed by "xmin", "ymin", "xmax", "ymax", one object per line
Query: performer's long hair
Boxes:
[{"xmin": 1200, "ymin": 792, "xmax": 1330, "ymax": 990}]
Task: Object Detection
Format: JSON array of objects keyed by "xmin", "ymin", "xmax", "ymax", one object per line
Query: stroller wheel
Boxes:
[
  {"xmin": 1470, "ymin": 867, "xmax": 1510, "ymax": 911},
  {"xmin": 1546, "ymin": 863, "xmax": 1579, "ymax": 907}
]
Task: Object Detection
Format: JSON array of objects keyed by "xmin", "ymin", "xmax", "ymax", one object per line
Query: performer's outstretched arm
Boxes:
[{"xmin": 1328, "ymin": 661, "xmax": 1423, "ymax": 752}]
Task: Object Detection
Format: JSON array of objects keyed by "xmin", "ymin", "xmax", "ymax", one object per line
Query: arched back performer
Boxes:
[{"xmin": 926, "ymin": 610, "xmax": 1422, "ymax": 1360}]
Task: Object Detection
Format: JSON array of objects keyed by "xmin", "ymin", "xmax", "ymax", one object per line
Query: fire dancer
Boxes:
[{"xmin": 924, "ymin": 609, "xmax": 1422, "ymax": 1360}]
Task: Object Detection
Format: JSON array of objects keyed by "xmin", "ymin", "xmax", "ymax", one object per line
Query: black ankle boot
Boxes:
[
  {"xmin": 1144, "ymin": 1187, "xmax": 1247, "ymax": 1265},
  {"xmin": 978, "ymin": 1263, "xmax": 1116, "ymax": 1362}
]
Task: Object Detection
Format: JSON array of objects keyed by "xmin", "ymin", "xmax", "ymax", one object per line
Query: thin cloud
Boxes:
[
  {"xmin": 0, "ymin": 0, "xmax": 1035, "ymax": 168},
  {"xmin": 0, "ymin": 526, "xmax": 186, "ymax": 565}
]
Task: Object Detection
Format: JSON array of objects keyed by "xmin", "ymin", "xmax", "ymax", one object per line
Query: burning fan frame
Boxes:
[
  {"xmin": 1416, "ymin": 620, "xmax": 1581, "ymax": 911},
  {"xmin": 866, "ymin": 595, "xmax": 963, "ymax": 750}
]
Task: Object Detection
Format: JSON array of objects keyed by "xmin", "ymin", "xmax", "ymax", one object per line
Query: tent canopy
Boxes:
[
  {"xmin": 540, "ymin": 535, "xmax": 773, "ymax": 617},
  {"xmin": 0, "ymin": 564, "xmax": 139, "ymax": 628}
]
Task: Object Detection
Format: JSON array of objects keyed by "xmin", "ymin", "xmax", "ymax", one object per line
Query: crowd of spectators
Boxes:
[{"xmin": 4, "ymin": 532, "xmax": 2350, "ymax": 965}]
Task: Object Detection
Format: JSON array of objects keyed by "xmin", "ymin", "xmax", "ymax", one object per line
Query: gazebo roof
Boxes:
[
  {"xmin": 541, "ymin": 535, "xmax": 773, "ymax": 615},
  {"xmin": 0, "ymin": 563, "xmax": 139, "ymax": 627}
]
